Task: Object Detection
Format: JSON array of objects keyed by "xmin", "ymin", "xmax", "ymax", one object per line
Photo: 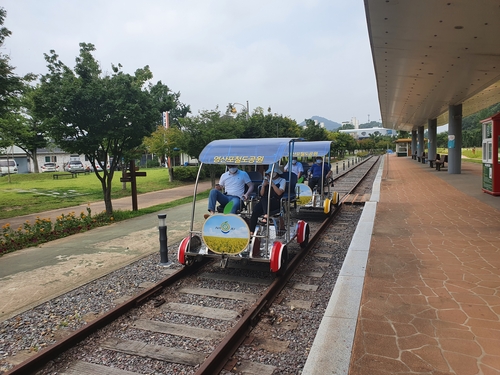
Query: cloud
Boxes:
[{"xmin": 2, "ymin": 0, "xmax": 381, "ymax": 124}]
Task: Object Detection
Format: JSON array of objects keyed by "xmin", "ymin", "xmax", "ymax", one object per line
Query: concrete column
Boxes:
[
  {"xmin": 417, "ymin": 126, "xmax": 424, "ymax": 157},
  {"xmin": 427, "ymin": 119, "xmax": 437, "ymax": 161},
  {"xmin": 411, "ymin": 131, "xmax": 417, "ymax": 158},
  {"xmin": 448, "ymin": 104, "xmax": 462, "ymax": 174}
]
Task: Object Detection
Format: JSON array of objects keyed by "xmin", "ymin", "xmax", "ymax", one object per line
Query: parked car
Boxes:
[
  {"xmin": 89, "ymin": 162, "xmax": 103, "ymax": 172},
  {"xmin": 0, "ymin": 159, "xmax": 18, "ymax": 176},
  {"xmin": 40, "ymin": 162, "xmax": 59, "ymax": 173},
  {"xmin": 64, "ymin": 161, "xmax": 85, "ymax": 173}
]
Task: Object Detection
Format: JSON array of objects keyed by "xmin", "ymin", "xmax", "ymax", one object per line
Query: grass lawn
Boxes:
[
  {"xmin": 0, "ymin": 168, "xmax": 191, "ymax": 220},
  {"xmin": 436, "ymin": 147, "xmax": 483, "ymax": 164}
]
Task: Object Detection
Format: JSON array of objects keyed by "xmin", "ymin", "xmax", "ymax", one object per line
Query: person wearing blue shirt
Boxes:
[{"xmin": 308, "ymin": 157, "xmax": 332, "ymax": 194}]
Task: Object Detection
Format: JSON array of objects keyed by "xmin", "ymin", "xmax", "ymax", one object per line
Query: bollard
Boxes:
[
  {"xmin": 343, "ymin": 161, "xmax": 345, "ymax": 170},
  {"xmin": 348, "ymin": 160, "xmax": 350, "ymax": 168},
  {"xmin": 336, "ymin": 163, "xmax": 339, "ymax": 174},
  {"xmin": 158, "ymin": 214, "xmax": 171, "ymax": 266}
]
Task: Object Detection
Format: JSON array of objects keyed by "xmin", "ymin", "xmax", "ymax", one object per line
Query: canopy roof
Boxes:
[
  {"xmin": 198, "ymin": 138, "xmax": 302, "ymax": 165},
  {"xmin": 292, "ymin": 141, "xmax": 332, "ymax": 157},
  {"xmin": 364, "ymin": 0, "xmax": 500, "ymax": 131}
]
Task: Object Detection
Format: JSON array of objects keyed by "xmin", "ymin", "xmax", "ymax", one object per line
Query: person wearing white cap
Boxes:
[{"xmin": 248, "ymin": 165, "xmax": 286, "ymax": 234}]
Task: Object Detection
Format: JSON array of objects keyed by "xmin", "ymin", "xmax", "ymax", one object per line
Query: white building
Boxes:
[{"xmin": 339, "ymin": 127, "xmax": 396, "ymax": 139}]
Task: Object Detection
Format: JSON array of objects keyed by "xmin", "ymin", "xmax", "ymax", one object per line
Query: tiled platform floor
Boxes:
[{"xmin": 349, "ymin": 157, "xmax": 500, "ymax": 375}]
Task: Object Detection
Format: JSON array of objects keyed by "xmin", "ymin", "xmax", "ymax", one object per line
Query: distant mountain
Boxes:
[{"xmin": 299, "ymin": 116, "xmax": 342, "ymax": 131}]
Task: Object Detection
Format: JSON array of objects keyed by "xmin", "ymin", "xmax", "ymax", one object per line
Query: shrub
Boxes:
[
  {"xmin": 356, "ymin": 151, "xmax": 370, "ymax": 157},
  {"xmin": 1, "ymin": 206, "xmax": 114, "ymax": 256},
  {"xmin": 173, "ymin": 166, "xmax": 199, "ymax": 181},
  {"xmin": 146, "ymin": 159, "xmax": 160, "ymax": 168}
]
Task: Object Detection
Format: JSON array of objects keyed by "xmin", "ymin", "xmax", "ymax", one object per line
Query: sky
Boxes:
[{"xmin": 1, "ymin": 0, "xmax": 381, "ymax": 126}]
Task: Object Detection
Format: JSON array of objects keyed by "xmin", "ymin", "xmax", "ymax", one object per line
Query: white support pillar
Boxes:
[{"xmin": 448, "ymin": 104, "xmax": 462, "ymax": 174}]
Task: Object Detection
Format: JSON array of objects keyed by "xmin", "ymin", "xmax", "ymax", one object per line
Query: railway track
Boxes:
[{"xmin": 4, "ymin": 156, "xmax": 380, "ymax": 375}]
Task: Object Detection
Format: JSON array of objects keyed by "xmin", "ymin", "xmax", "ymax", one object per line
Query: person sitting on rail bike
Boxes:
[
  {"xmin": 307, "ymin": 156, "xmax": 333, "ymax": 195},
  {"xmin": 205, "ymin": 164, "xmax": 254, "ymax": 219},
  {"xmin": 248, "ymin": 166, "xmax": 286, "ymax": 235},
  {"xmin": 283, "ymin": 156, "xmax": 304, "ymax": 182}
]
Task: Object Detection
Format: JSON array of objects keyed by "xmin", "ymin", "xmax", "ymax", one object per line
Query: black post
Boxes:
[
  {"xmin": 130, "ymin": 160, "xmax": 138, "ymax": 211},
  {"xmin": 336, "ymin": 163, "xmax": 339, "ymax": 174},
  {"xmin": 158, "ymin": 214, "xmax": 171, "ymax": 266},
  {"xmin": 343, "ymin": 161, "xmax": 345, "ymax": 170}
]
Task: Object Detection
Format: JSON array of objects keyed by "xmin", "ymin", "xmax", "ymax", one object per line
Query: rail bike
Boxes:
[
  {"xmin": 291, "ymin": 141, "xmax": 340, "ymax": 216},
  {"xmin": 177, "ymin": 138, "xmax": 310, "ymax": 275}
]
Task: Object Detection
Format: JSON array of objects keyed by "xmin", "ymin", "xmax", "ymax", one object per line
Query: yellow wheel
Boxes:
[
  {"xmin": 332, "ymin": 191, "xmax": 339, "ymax": 206},
  {"xmin": 324, "ymin": 198, "xmax": 331, "ymax": 214}
]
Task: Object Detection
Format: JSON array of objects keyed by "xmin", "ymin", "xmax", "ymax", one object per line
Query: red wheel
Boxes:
[
  {"xmin": 296, "ymin": 220, "xmax": 310, "ymax": 248},
  {"xmin": 178, "ymin": 235, "xmax": 202, "ymax": 266},
  {"xmin": 177, "ymin": 236, "xmax": 190, "ymax": 265},
  {"xmin": 270, "ymin": 242, "xmax": 288, "ymax": 274}
]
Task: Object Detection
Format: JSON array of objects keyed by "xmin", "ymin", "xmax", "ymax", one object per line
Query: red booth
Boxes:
[{"xmin": 481, "ymin": 112, "xmax": 500, "ymax": 195}]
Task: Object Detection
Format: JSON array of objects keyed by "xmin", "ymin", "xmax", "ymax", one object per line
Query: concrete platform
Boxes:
[
  {"xmin": 347, "ymin": 156, "xmax": 500, "ymax": 375},
  {"xmin": 303, "ymin": 156, "xmax": 500, "ymax": 375}
]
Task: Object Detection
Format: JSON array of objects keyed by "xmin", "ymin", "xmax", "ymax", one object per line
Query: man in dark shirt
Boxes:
[{"xmin": 308, "ymin": 157, "xmax": 332, "ymax": 194}]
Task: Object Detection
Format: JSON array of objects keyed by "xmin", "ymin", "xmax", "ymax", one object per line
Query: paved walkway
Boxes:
[
  {"xmin": 0, "ymin": 181, "xmax": 212, "ymax": 230},
  {"xmin": 0, "ymin": 181, "xmax": 212, "ymax": 321},
  {"xmin": 349, "ymin": 157, "xmax": 500, "ymax": 375}
]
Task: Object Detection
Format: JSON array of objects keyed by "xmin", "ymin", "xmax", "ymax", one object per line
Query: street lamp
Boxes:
[{"xmin": 229, "ymin": 101, "xmax": 249, "ymax": 120}]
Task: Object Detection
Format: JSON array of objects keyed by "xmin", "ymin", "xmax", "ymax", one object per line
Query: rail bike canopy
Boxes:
[
  {"xmin": 199, "ymin": 138, "xmax": 302, "ymax": 166},
  {"xmin": 288, "ymin": 141, "xmax": 332, "ymax": 159}
]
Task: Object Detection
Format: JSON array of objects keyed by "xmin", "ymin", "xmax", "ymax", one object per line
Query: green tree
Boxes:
[
  {"xmin": 149, "ymin": 81, "xmax": 190, "ymax": 127},
  {"xmin": 359, "ymin": 121, "xmax": 382, "ymax": 129},
  {"xmin": 2, "ymin": 84, "xmax": 49, "ymax": 173},
  {"xmin": 178, "ymin": 108, "xmax": 244, "ymax": 185},
  {"xmin": 301, "ymin": 119, "xmax": 329, "ymax": 141},
  {"xmin": 330, "ymin": 131, "xmax": 357, "ymax": 157},
  {"xmin": 0, "ymin": 8, "xmax": 23, "ymax": 121},
  {"xmin": 436, "ymin": 132, "xmax": 448, "ymax": 148},
  {"xmin": 142, "ymin": 125, "xmax": 183, "ymax": 181},
  {"xmin": 33, "ymin": 43, "xmax": 161, "ymax": 214},
  {"xmin": 398, "ymin": 131, "xmax": 410, "ymax": 139},
  {"xmin": 237, "ymin": 107, "xmax": 301, "ymax": 139},
  {"xmin": 358, "ymin": 138, "xmax": 376, "ymax": 152},
  {"xmin": 340, "ymin": 123, "xmax": 355, "ymax": 130}
]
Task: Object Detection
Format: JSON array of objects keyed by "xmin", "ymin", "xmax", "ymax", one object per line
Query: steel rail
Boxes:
[
  {"xmin": 194, "ymin": 206, "xmax": 342, "ymax": 374},
  {"xmin": 4, "ymin": 260, "xmax": 208, "ymax": 375},
  {"xmin": 338, "ymin": 156, "xmax": 379, "ymax": 205},
  {"xmin": 193, "ymin": 157, "xmax": 379, "ymax": 374}
]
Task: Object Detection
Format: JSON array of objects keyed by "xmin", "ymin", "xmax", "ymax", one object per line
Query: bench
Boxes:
[
  {"xmin": 53, "ymin": 173, "xmax": 78, "ymax": 179},
  {"xmin": 428, "ymin": 154, "xmax": 440, "ymax": 168},
  {"xmin": 435, "ymin": 155, "xmax": 448, "ymax": 171},
  {"xmin": 417, "ymin": 152, "xmax": 427, "ymax": 163}
]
